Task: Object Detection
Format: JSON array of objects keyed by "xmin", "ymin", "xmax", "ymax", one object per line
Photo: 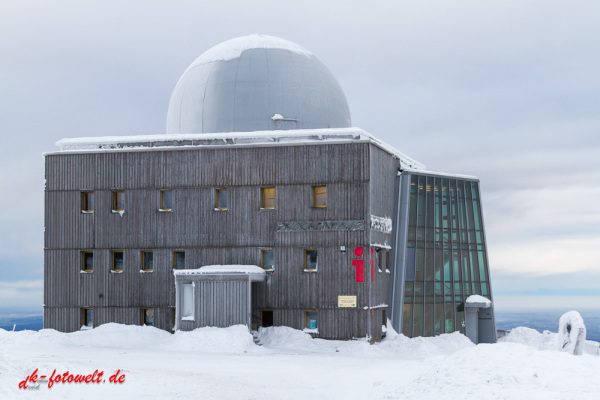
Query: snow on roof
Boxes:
[
  {"xmin": 50, "ymin": 127, "xmax": 426, "ymax": 170},
  {"xmin": 186, "ymin": 34, "xmax": 312, "ymax": 68},
  {"xmin": 401, "ymin": 168, "xmax": 478, "ymax": 180},
  {"xmin": 174, "ymin": 265, "xmax": 266, "ymax": 276},
  {"xmin": 465, "ymin": 295, "xmax": 492, "ymax": 308}
]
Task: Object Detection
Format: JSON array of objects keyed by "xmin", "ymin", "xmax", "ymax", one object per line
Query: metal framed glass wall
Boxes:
[{"xmin": 401, "ymin": 173, "xmax": 492, "ymax": 338}]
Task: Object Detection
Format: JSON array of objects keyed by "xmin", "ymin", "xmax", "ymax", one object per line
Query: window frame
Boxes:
[
  {"xmin": 173, "ymin": 251, "xmax": 185, "ymax": 269},
  {"xmin": 261, "ymin": 249, "xmax": 274, "ymax": 271},
  {"xmin": 112, "ymin": 190, "xmax": 124, "ymax": 212},
  {"xmin": 142, "ymin": 308, "xmax": 154, "ymax": 326},
  {"xmin": 81, "ymin": 191, "xmax": 94, "ymax": 213},
  {"xmin": 160, "ymin": 190, "xmax": 172, "ymax": 211},
  {"xmin": 304, "ymin": 249, "xmax": 318, "ymax": 271},
  {"xmin": 111, "ymin": 251, "xmax": 124, "ymax": 272},
  {"xmin": 82, "ymin": 308, "xmax": 93, "ymax": 328},
  {"xmin": 141, "ymin": 251, "xmax": 154, "ymax": 272},
  {"xmin": 312, "ymin": 185, "xmax": 327, "ymax": 208},
  {"xmin": 215, "ymin": 188, "xmax": 229, "ymax": 210},
  {"xmin": 261, "ymin": 187, "xmax": 276, "ymax": 209},
  {"xmin": 81, "ymin": 251, "xmax": 94, "ymax": 272},
  {"xmin": 304, "ymin": 310, "xmax": 318, "ymax": 330}
]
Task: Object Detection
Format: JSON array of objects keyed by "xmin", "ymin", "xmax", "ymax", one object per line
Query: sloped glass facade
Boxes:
[{"xmin": 400, "ymin": 173, "xmax": 493, "ymax": 337}]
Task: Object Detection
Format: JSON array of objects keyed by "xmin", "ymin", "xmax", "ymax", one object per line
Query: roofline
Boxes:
[{"xmin": 47, "ymin": 127, "xmax": 427, "ymax": 170}]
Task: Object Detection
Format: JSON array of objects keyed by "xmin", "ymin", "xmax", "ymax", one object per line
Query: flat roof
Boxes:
[{"xmin": 49, "ymin": 127, "xmax": 426, "ymax": 170}]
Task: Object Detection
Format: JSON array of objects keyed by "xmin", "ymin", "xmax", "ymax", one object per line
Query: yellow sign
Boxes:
[{"xmin": 338, "ymin": 295, "xmax": 357, "ymax": 308}]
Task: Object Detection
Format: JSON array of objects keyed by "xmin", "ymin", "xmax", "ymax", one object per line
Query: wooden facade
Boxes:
[{"xmin": 44, "ymin": 141, "xmax": 400, "ymax": 339}]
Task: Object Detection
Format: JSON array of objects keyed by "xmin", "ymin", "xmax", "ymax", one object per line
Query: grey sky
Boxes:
[{"xmin": 1, "ymin": 0, "xmax": 599, "ymax": 310}]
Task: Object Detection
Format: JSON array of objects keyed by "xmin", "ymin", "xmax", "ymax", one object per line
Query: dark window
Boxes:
[
  {"xmin": 141, "ymin": 251, "xmax": 153, "ymax": 271},
  {"xmin": 112, "ymin": 251, "xmax": 123, "ymax": 272},
  {"xmin": 216, "ymin": 188, "xmax": 228, "ymax": 210},
  {"xmin": 305, "ymin": 250, "xmax": 318, "ymax": 270},
  {"xmin": 262, "ymin": 250, "xmax": 274, "ymax": 270},
  {"xmin": 174, "ymin": 251, "xmax": 185, "ymax": 269},
  {"xmin": 82, "ymin": 252, "xmax": 93, "ymax": 272},
  {"xmin": 112, "ymin": 191, "xmax": 124, "ymax": 211},
  {"xmin": 160, "ymin": 190, "xmax": 172, "ymax": 211},
  {"xmin": 261, "ymin": 310, "xmax": 273, "ymax": 327},
  {"xmin": 81, "ymin": 191, "xmax": 94, "ymax": 212},
  {"xmin": 83, "ymin": 308, "xmax": 93, "ymax": 328}
]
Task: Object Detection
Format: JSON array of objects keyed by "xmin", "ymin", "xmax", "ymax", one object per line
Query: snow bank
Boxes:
[
  {"xmin": 167, "ymin": 325, "xmax": 259, "ymax": 354},
  {"xmin": 499, "ymin": 326, "xmax": 558, "ymax": 350}
]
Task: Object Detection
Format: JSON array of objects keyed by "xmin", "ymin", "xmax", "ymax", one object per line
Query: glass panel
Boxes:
[
  {"xmin": 305, "ymin": 311, "xmax": 318, "ymax": 329},
  {"xmin": 424, "ymin": 303, "xmax": 434, "ymax": 336},
  {"xmin": 161, "ymin": 190, "xmax": 172, "ymax": 210},
  {"xmin": 142, "ymin": 252, "xmax": 153, "ymax": 271},
  {"xmin": 313, "ymin": 186, "xmax": 326, "ymax": 208},
  {"xmin": 216, "ymin": 189, "xmax": 228, "ymax": 209},
  {"xmin": 414, "ymin": 282, "xmax": 424, "ymax": 295},
  {"xmin": 262, "ymin": 250, "xmax": 274, "ymax": 269},
  {"xmin": 113, "ymin": 252, "xmax": 123, "ymax": 270},
  {"xmin": 82, "ymin": 192, "xmax": 94, "ymax": 212},
  {"xmin": 305, "ymin": 250, "xmax": 318, "ymax": 270},
  {"xmin": 470, "ymin": 251, "xmax": 480, "ymax": 281},
  {"xmin": 417, "ymin": 176, "xmax": 426, "ymax": 228},
  {"xmin": 113, "ymin": 191, "xmax": 124, "ymax": 211},
  {"xmin": 83, "ymin": 252, "xmax": 93, "ymax": 271},
  {"xmin": 445, "ymin": 303, "xmax": 455, "ymax": 333},
  {"xmin": 478, "ymin": 251, "xmax": 487, "ymax": 281},
  {"xmin": 84, "ymin": 309, "xmax": 93, "ymax": 327},
  {"xmin": 413, "ymin": 303, "xmax": 423, "ymax": 337},
  {"xmin": 262, "ymin": 187, "xmax": 275, "ymax": 209},
  {"xmin": 435, "ymin": 249, "xmax": 443, "ymax": 281},
  {"xmin": 144, "ymin": 309, "xmax": 154, "ymax": 326},
  {"xmin": 404, "ymin": 281, "xmax": 414, "ymax": 295},
  {"xmin": 175, "ymin": 251, "xmax": 185, "ymax": 269},
  {"xmin": 425, "ymin": 249, "xmax": 434, "ymax": 281},
  {"xmin": 415, "ymin": 248, "xmax": 424, "ymax": 281},
  {"xmin": 434, "ymin": 304, "xmax": 444, "ymax": 335},
  {"xmin": 182, "ymin": 284, "xmax": 194, "ymax": 318},
  {"xmin": 402, "ymin": 304, "xmax": 412, "ymax": 337},
  {"xmin": 481, "ymin": 282, "xmax": 489, "ymax": 296}
]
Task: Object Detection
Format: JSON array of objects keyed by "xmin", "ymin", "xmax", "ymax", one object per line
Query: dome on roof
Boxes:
[{"xmin": 166, "ymin": 34, "xmax": 352, "ymax": 134}]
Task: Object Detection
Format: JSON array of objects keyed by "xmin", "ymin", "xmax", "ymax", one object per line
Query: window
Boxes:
[
  {"xmin": 305, "ymin": 310, "xmax": 318, "ymax": 330},
  {"xmin": 261, "ymin": 310, "xmax": 273, "ymax": 327},
  {"xmin": 81, "ymin": 251, "xmax": 93, "ymax": 272},
  {"xmin": 81, "ymin": 191, "xmax": 94, "ymax": 213},
  {"xmin": 312, "ymin": 185, "xmax": 326, "ymax": 208},
  {"xmin": 141, "ymin": 251, "xmax": 153, "ymax": 272},
  {"xmin": 305, "ymin": 249, "xmax": 318, "ymax": 271},
  {"xmin": 83, "ymin": 308, "xmax": 93, "ymax": 328},
  {"xmin": 142, "ymin": 308, "xmax": 154, "ymax": 326},
  {"xmin": 112, "ymin": 191, "xmax": 124, "ymax": 212},
  {"xmin": 261, "ymin": 187, "xmax": 275, "ymax": 209},
  {"xmin": 181, "ymin": 283, "xmax": 194, "ymax": 320},
  {"xmin": 174, "ymin": 251, "xmax": 185, "ymax": 269},
  {"xmin": 160, "ymin": 190, "xmax": 172, "ymax": 211},
  {"xmin": 112, "ymin": 251, "xmax": 124, "ymax": 272},
  {"xmin": 261, "ymin": 249, "xmax": 274, "ymax": 270},
  {"xmin": 215, "ymin": 188, "xmax": 228, "ymax": 210}
]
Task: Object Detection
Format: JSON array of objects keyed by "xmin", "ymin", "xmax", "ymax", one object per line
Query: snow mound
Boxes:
[
  {"xmin": 256, "ymin": 326, "xmax": 372, "ymax": 354},
  {"xmin": 499, "ymin": 326, "xmax": 558, "ymax": 350},
  {"xmin": 380, "ymin": 331, "xmax": 474, "ymax": 358},
  {"xmin": 167, "ymin": 325, "xmax": 259, "ymax": 354}
]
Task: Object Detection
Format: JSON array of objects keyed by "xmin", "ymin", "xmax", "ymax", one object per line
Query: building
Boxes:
[{"xmin": 44, "ymin": 35, "xmax": 497, "ymax": 343}]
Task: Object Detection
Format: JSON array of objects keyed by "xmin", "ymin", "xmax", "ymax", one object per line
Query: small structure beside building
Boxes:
[{"xmin": 44, "ymin": 35, "xmax": 497, "ymax": 342}]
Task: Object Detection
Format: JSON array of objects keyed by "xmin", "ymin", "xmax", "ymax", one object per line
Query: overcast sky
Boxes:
[{"xmin": 1, "ymin": 0, "xmax": 599, "ymax": 311}]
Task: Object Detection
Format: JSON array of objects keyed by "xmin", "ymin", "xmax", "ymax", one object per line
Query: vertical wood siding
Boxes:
[{"xmin": 44, "ymin": 142, "xmax": 399, "ymax": 339}]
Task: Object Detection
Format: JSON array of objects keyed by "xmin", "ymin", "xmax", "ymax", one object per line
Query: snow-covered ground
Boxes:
[{"xmin": 1, "ymin": 324, "xmax": 599, "ymax": 399}]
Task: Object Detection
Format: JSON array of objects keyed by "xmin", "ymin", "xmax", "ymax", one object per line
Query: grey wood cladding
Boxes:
[{"xmin": 44, "ymin": 142, "xmax": 399, "ymax": 339}]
